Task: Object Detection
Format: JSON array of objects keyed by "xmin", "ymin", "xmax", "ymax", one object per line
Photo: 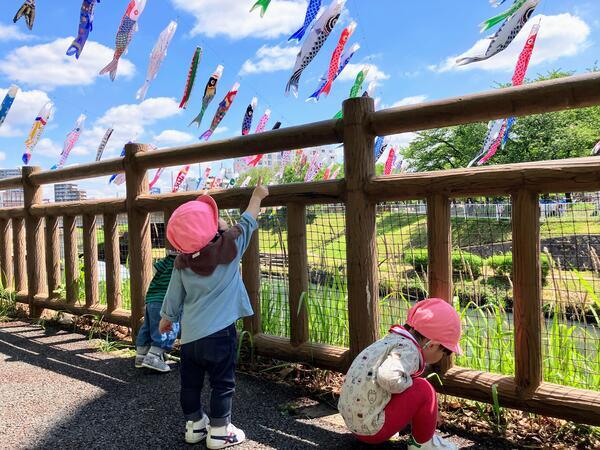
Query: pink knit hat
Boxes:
[
  {"xmin": 167, "ymin": 195, "xmax": 219, "ymax": 254},
  {"xmin": 407, "ymin": 298, "xmax": 463, "ymax": 355}
]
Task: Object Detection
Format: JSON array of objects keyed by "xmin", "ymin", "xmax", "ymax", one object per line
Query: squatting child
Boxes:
[
  {"xmin": 338, "ymin": 298, "xmax": 463, "ymax": 450},
  {"xmin": 135, "ymin": 249, "xmax": 179, "ymax": 373},
  {"xmin": 159, "ymin": 183, "xmax": 269, "ymax": 449}
]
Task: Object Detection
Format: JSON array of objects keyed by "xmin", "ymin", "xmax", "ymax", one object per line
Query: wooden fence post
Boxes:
[
  {"xmin": 512, "ymin": 189, "xmax": 542, "ymax": 393},
  {"xmin": 104, "ymin": 213, "xmax": 122, "ymax": 313},
  {"xmin": 22, "ymin": 166, "xmax": 46, "ymax": 316},
  {"xmin": 0, "ymin": 218, "xmax": 13, "ymax": 290},
  {"xmin": 163, "ymin": 208, "xmax": 175, "ymax": 254},
  {"xmin": 343, "ymin": 96, "xmax": 379, "ymax": 359},
  {"xmin": 288, "ymin": 203, "xmax": 309, "ymax": 346},
  {"xmin": 125, "ymin": 143, "xmax": 153, "ymax": 336},
  {"xmin": 242, "ymin": 228, "xmax": 262, "ymax": 335},
  {"xmin": 12, "ymin": 217, "xmax": 27, "ymax": 294},
  {"xmin": 82, "ymin": 214, "xmax": 99, "ymax": 307},
  {"xmin": 427, "ymin": 194, "xmax": 453, "ymax": 373},
  {"xmin": 45, "ymin": 216, "xmax": 61, "ymax": 299},
  {"xmin": 63, "ymin": 216, "xmax": 79, "ymax": 305}
]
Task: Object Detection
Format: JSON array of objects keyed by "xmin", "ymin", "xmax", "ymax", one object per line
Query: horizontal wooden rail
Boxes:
[
  {"xmin": 366, "ymin": 156, "xmax": 600, "ymax": 201},
  {"xmin": 0, "ymin": 207, "xmax": 25, "ymax": 219},
  {"xmin": 370, "ymin": 71, "xmax": 600, "ymax": 136},
  {"xmin": 0, "ymin": 176, "xmax": 22, "ymax": 190},
  {"xmin": 435, "ymin": 368, "xmax": 600, "ymax": 426},
  {"xmin": 253, "ymin": 334, "xmax": 351, "ymax": 372},
  {"xmin": 16, "ymin": 294, "xmax": 131, "ymax": 327},
  {"xmin": 28, "ymin": 157, "xmax": 124, "ymax": 186},
  {"xmin": 136, "ymin": 180, "xmax": 345, "ymax": 211},
  {"xmin": 134, "ymin": 119, "xmax": 343, "ymax": 171},
  {"xmin": 30, "ymin": 198, "xmax": 127, "ymax": 217}
]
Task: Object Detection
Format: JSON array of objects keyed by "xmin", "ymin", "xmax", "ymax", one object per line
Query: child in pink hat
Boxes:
[
  {"xmin": 338, "ymin": 298, "xmax": 462, "ymax": 450},
  {"xmin": 159, "ymin": 182, "xmax": 269, "ymax": 448}
]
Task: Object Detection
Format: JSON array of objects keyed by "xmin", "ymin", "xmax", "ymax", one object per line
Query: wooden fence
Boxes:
[{"xmin": 1, "ymin": 72, "xmax": 600, "ymax": 425}]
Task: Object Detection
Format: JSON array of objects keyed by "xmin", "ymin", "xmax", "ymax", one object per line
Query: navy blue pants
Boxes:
[{"xmin": 180, "ymin": 324, "xmax": 237, "ymax": 427}]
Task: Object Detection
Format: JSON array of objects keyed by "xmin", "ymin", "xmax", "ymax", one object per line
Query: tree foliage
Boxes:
[{"xmin": 402, "ymin": 71, "xmax": 600, "ymax": 171}]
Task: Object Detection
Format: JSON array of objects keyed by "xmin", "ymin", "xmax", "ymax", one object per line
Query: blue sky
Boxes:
[{"xmin": 0, "ymin": 0, "xmax": 598, "ymax": 198}]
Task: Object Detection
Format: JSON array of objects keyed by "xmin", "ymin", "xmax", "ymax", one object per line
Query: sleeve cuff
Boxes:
[
  {"xmin": 160, "ymin": 311, "xmax": 179, "ymax": 322},
  {"xmin": 241, "ymin": 211, "xmax": 258, "ymax": 229}
]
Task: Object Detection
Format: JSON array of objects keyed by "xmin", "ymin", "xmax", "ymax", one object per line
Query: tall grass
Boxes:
[{"xmin": 259, "ymin": 276, "xmax": 599, "ymax": 390}]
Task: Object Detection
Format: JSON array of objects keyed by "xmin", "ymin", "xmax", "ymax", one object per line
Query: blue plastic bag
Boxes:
[{"xmin": 161, "ymin": 322, "xmax": 180, "ymax": 349}]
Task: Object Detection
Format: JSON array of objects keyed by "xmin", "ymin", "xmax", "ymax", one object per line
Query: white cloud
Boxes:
[
  {"xmin": 153, "ymin": 129, "xmax": 195, "ymax": 146},
  {"xmin": 0, "ymin": 87, "xmax": 51, "ymax": 137},
  {"xmin": 430, "ymin": 14, "xmax": 591, "ymax": 73},
  {"xmin": 171, "ymin": 0, "xmax": 306, "ymax": 39},
  {"xmin": 33, "ymin": 138, "xmax": 62, "ymax": 159},
  {"xmin": 213, "ymin": 126, "xmax": 229, "ymax": 135},
  {"xmin": 0, "ymin": 38, "xmax": 135, "ymax": 90},
  {"xmin": 74, "ymin": 97, "xmax": 182, "ymax": 158},
  {"xmin": 0, "ymin": 152, "xmax": 6, "ymax": 161},
  {"xmin": 337, "ymin": 63, "xmax": 390, "ymax": 84},
  {"xmin": 388, "ymin": 133, "xmax": 418, "ymax": 149},
  {"xmin": 240, "ymin": 45, "xmax": 300, "ymax": 75},
  {"xmin": 0, "ymin": 23, "xmax": 35, "ymax": 42},
  {"xmin": 391, "ymin": 95, "xmax": 428, "ymax": 108}
]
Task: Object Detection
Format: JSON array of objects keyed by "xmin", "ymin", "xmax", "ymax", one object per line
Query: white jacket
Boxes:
[{"xmin": 338, "ymin": 326, "xmax": 425, "ymax": 436}]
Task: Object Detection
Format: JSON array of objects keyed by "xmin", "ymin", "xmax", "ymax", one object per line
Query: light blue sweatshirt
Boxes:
[{"xmin": 160, "ymin": 212, "xmax": 257, "ymax": 345}]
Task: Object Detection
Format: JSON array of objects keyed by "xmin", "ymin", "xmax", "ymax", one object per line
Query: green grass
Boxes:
[
  {"xmin": 258, "ymin": 277, "xmax": 599, "ymax": 391},
  {"xmin": 44, "ymin": 206, "xmax": 600, "ymax": 393}
]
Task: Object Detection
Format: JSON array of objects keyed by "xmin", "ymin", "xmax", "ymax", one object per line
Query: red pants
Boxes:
[{"xmin": 355, "ymin": 378, "xmax": 437, "ymax": 445}]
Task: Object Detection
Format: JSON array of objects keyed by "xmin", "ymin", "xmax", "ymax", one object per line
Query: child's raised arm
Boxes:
[{"xmin": 244, "ymin": 178, "xmax": 269, "ymax": 220}]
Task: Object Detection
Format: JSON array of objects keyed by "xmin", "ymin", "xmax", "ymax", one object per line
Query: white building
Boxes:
[
  {"xmin": 54, "ymin": 183, "xmax": 87, "ymax": 203},
  {"xmin": 0, "ymin": 168, "xmax": 23, "ymax": 207},
  {"xmin": 233, "ymin": 147, "xmax": 339, "ymax": 173}
]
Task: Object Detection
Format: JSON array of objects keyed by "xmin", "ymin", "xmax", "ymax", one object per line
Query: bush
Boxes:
[
  {"xmin": 404, "ymin": 248, "xmax": 483, "ymax": 279},
  {"xmin": 487, "ymin": 252, "xmax": 550, "ymax": 283}
]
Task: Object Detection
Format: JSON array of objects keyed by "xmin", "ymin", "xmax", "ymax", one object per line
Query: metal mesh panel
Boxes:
[
  {"xmin": 539, "ymin": 193, "xmax": 600, "ymax": 390},
  {"xmin": 258, "ymin": 207, "xmax": 290, "ymax": 339},
  {"xmin": 377, "ymin": 202, "xmax": 429, "ymax": 336},
  {"xmin": 451, "ymin": 197, "xmax": 514, "ymax": 376},
  {"xmin": 305, "ymin": 204, "xmax": 348, "ymax": 347}
]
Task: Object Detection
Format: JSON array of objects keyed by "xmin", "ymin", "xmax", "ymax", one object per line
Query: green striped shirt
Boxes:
[{"xmin": 145, "ymin": 255, "xmax": 176, "ymax": 304}]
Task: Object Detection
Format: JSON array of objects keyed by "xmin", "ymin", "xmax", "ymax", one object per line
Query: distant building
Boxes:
[
  {"xmin": 0, "ymin": 168, "xmax": 23, "ymax": 207},
  {"xmin": 54, "ymin": 183, "xmax": 87, "ymax": 203},
  {"xmin": 233, "ymin": 147, "xmax": 338, "ymax": 173}
]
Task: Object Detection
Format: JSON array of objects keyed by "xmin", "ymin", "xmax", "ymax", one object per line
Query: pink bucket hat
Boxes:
[
  {"xmin": 407, "ymin": 298, "xmax": 463, "ymax": 355},
  {"xmin": 167, "ymin": 195, "xmax": 219, "ymax": 254}
]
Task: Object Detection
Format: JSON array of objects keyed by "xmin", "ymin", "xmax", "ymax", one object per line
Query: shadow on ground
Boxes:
[{"xmin": 0, "ymin": 321, "xmax": 513, "ymax": 449}]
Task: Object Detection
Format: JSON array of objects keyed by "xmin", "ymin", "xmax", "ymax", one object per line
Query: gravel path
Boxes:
[{"xmin": 0, "ymin": 321, "xmax": 505, "ymax": 450}]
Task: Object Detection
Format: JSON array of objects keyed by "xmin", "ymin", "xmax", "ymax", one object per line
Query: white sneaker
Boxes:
[
  {"xmin": 408, "ymin": 434, "xmax": 458, "ymax": 450},
  {"xmin": 135, "ymin": 346, "xmax": 149, "ymax": 368},
  {"xmin": 206, "ymin": 423, "xmax": 246, "ymax": 449},
  {"xmin": 185, "ymin": 415, "xmax": 209, "ymax": 444},
  {"xmin": 141, "ymin": 350, "xmax": 170, "ymax": 373}
]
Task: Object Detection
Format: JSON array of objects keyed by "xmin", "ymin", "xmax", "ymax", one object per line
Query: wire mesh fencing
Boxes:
[
  {"xmin": 451, "ymin": 197, "xmax": 514, "ymax": 376},
  {"xmin": 538, "ymin": 193, "xmax": 600, "ymax": 390},
  {"xmin": 305, "ymin": 204, "xmax": 348, "ymax": 347},
  {"xmin": 258, "ymin": 207, "xmax": 290, "ymax": 339},
  {"xmin": 377, "ymin": 202, "xmax": 429, "ymax": 336}
]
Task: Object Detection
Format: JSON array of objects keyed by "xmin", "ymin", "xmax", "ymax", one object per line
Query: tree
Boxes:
[{"xmin": 402, "ymin": 71, "xmax": 600, "ymax": 171}]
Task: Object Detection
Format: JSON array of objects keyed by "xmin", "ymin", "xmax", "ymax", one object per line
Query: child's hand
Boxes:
[
  {"xmin": 252, "ymin": 177, "xmax": 269, "ymax": 201},
  {"xmin": 159, "ymin": 318, "xmax": 173, "ymax": 334}
]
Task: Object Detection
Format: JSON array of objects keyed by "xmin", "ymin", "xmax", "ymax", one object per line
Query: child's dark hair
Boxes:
[{"xmin": 403, "ymin": 324, "xmax": 426, "ymax": 342}]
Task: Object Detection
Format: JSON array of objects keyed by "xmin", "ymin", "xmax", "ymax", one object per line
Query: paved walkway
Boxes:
[{"xmin": 0, "ymin": 321, "xmax": 494, "ymax": 450}]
